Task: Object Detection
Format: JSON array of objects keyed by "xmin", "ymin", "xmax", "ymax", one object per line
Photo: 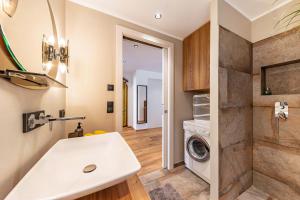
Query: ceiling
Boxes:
[
  {"xmin": 123, "ymin": 39, "xmax": 162, "ymax": 74},
  {"xmin": 69, "ymin": 0, "xmax": 211, "ymax": 40},
  {"xmin": 225, "ymin": 0, "xmax": 293, "ymax": 21}
]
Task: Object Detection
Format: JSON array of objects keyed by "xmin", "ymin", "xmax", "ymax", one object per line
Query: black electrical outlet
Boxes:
[
  {"xmin": 107, "ymin": 101, "xmax": 114, "ymax": 113},
  {"xmin": 107, "ymin": 84, "xmax": 114, "ymax": 91},
  {"xmin": 23, "ymin": 110, "xmax": 45, "ymax": 133}
]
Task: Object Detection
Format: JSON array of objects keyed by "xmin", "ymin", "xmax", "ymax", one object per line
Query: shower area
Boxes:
[{"xmin": 218, "ymin": 24, "xmax": 300, "ymax": 200}]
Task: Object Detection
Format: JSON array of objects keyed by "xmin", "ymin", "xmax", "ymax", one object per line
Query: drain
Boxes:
[{"xmin": 83, "ymin": 164, "xmax": 97, "ymax": 173}]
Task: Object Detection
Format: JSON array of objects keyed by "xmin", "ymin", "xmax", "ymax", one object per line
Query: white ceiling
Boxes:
[
  {"xmin": 225, "ymin": 0, "xmax": 293, "ymax": 21},
  {"xmin": 69, "ymin": 0, "xmax": 211, "ymax": 40},
  {"xmin": 123, "ymin": 39, "xmax": 162, "ymax": 74}
]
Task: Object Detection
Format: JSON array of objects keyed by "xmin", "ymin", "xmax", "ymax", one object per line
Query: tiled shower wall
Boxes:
[
  {"xmin": 219, "ymin": 27, "xmax": 253, "ymax": 200},
  {"xmin": 252, "ymin": 27, "xmax": 300, "ymax": 200}
]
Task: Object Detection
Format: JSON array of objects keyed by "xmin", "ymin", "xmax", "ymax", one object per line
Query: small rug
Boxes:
[{"xmin": 149, "ymin": 183, "xmax": 183, "ymax": 200}]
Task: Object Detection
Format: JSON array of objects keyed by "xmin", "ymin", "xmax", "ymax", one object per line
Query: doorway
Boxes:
[
  {"xmin": 122, "ymin": 37, "xmax": 163, "ymax": 175},
  {"xmin": 115, "ymin": 26, "xmax": 175, "ymax": 170}
]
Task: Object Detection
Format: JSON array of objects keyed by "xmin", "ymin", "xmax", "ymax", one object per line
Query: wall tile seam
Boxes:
[
  {"xmin": 253, "ymin": 26, "xmax": 300, "ymax": 46},
  {"xmin": 254, "ymin": 140, "xmax": 300, "ymax": 154},
  {"xmin": 221, "ymin": 139, "xmax": 253, "ymax": 150},
  {"xmin": 219, "ymin": 26, "xmax": 253, "ymax": 44},
  {"xmin": 219, "ymin": 105, "xmax": 253, "ymax": 109},
  {"xmin": 220, "ymin": 140, "xmax": 253, "ymax": 151},
  {"xmin": 253, "ymin": 104, "xmax": 300, "ymax": 108},
  {"xmin": 254, "ymin": 140, "xmax": 300, "ymax": 152},
  {"xmin": 219, "ymin": 65, "xmax": 253, "ymax": 75}
]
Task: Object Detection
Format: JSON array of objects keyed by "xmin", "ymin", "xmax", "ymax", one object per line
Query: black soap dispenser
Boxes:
[{"xmin": 75, "ymin": 122, "xmax": 84, "ymax": 137}]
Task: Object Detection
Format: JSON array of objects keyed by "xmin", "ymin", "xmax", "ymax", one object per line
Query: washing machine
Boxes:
[{"xmin": 183, "ymin": 120, "xmax": 210, "ymax": 183}]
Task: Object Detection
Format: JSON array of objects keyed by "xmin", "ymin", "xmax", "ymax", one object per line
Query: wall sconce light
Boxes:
[
  {"xmin": 42, "ymin": 35, "xmax": 69, "ymax": 73},
  {"xmin": 2, "ymin": 0, "xmax": 18, "ymax": 17}
]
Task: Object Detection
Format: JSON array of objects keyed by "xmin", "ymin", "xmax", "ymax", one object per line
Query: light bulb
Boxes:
[
  {"xmin": 154, "ymin": 13, "xmax": 162, "ymax": 19},
  {"xmin": 59, "ymin": 63, "xmax": 67, "ymax": 74},
  {"xmin": 46, "ymin": 62, "xmax": 52, "ymax": 70},
  {"xmin": 59, "ymin": 38, "xmax": 66, "ymax": 47},
  {"xmin": 47, "ymin": 36, "xmax": 55, "ymax": 45},
  {"xmin": 2, "ymin": 0, "xmax": 18, "ymax": 17}
]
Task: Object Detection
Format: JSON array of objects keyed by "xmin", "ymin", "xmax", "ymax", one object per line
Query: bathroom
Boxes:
[{"xmin": 0, "ymin": 0, "xmax": 300, "ymax": 200}]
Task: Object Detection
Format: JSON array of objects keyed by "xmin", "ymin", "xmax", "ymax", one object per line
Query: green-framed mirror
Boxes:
[{"xmin": 0, "ymin": 0, "xmax": 66, "ymax": 89}]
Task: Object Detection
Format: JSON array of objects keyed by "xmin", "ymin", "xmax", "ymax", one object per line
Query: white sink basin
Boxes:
[{"xmin": 5, "ymin": 132, "xmax": 141, "ymax": 200}]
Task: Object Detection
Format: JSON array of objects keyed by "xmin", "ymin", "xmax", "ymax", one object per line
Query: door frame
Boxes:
[{"xmin": 115, "ymin": 25, "xmax": 175, "ymax": 170}]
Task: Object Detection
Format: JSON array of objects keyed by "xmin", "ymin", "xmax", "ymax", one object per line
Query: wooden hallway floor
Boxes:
[{"xmin": 121, "ymin": 127, "xmax": 162, "ymax": 176}]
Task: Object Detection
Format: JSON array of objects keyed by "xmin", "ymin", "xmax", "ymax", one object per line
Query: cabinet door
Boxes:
[{"xmin": 183, "ymin": 22, "xmax": 210, "ymax": 91}]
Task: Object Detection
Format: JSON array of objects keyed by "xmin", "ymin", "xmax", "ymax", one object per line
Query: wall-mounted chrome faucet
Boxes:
[
  {"xmin": 23, "ymin": 110, "xmax": 85, "ymax": 133},
  {"xmin": 275, "ymin": 101, "xmax": 288, "ymax": 120}
]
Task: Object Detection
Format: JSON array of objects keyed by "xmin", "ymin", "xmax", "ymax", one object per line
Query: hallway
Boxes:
[{"xmin": 122, "ymin": 128, "xmax": 162, "ymax": 176}]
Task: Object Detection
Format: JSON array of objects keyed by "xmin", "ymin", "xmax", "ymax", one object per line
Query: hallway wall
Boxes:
[
  {"xmin": 148, "ymin": 79, "xmax": 163, "ymax": 129},
  {"xmin": 66, "ymin": 1, "xmax": 194, "ymax": 163}
]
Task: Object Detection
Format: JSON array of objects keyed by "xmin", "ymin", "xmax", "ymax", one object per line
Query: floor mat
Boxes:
[{"xmin": 149, "ymin": 183, "xmax": 183, "ymax": 200}]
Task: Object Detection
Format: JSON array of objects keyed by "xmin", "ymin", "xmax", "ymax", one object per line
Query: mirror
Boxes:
[
  {"xmin": 137, "ymin": 85, "xmax": 147, "ymax": 124},
  {"xmin": 0, "ymin": 0, "xmax": 66, "ymax": 89}
]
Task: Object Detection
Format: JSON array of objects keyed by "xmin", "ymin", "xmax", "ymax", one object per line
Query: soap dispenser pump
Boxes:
[{"xmin": 75, "ymin": 122, "xmax": 84, "ymax": 137}]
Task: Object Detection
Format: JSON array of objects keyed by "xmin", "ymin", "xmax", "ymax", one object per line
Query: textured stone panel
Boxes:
[
  {"xmin": 219, "ymin": 107, "xmax": 252, "ymax": 148},
  {"xmin": 279, "ymin": 108, "xmax": 300, "ymax": 149},
  {"xmin": 220, "ymin": 170, "xmax": 252, "ymax": 200},
  {"xmin": 253, "ymin": 74, "xmax": 300, "ymax": 107},
  {"xmin": 219, "ymin": 27, "xmax": 252, "ymax": 74},
  {"xmin": 253, "ymin": 106, "xmax": 278, "ymax": 143},
  {"xmin": 264, "ymin": 62, "xmax": 300, "ymax": 95},
  {"xmin": 220, "ymin": 141, "xmax": 252, "ymax": 194},
  {"xmin": 254, "ymin": 171, "xmax": 300, "ymax": 200},
  {"xmin": 253, "ymin": 26, "xmax": 300, "ymax": 74},
  {"xmin": 253, "ymin": 141, "xmax": 300, "ymax": 191},
  {"xmin": 219, "ymin": 67, "xmax": 252, "ymax": 108}
]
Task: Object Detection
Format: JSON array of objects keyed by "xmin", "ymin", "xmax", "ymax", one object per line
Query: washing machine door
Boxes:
[{"xmin": 187, "ymin": 135, "xmax": 210, "ymax": 162}]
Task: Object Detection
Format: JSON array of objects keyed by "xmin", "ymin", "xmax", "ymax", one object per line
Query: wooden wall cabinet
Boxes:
[{"xmin": 183, "ymin": 22, "xmax": 210, "ymax": 92}]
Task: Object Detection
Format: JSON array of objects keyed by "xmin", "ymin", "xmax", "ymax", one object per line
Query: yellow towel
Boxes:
[
  {"xmin": 84, "ymin": 130, "xmax": 107, "ymax": 136},
  {"xmin": 94, "ymin": 130, "xmax": 107, "ymax": 135}
]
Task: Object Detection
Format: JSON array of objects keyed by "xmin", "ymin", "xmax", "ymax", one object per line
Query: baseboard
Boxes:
[{"xmin": 174, "ymin": 161, "xmax": 185, "ymax": 168}]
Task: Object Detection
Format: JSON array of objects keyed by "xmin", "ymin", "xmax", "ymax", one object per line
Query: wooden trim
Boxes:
[{"xmin": 123, "ymin": 36, "xmax": 162, "ymax": 49}]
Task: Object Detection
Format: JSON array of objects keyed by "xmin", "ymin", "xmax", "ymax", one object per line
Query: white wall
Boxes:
[
  {"xmin": 132, "ymin": 70, "xmax": 162, "ymax": 130},
  {"xmin": 148, "ymin": 79, "xmax": 163, "ymax": 128},
  {"xmin": 0, "ymin": 0, "xmax": 66, "ymax": 199},
  {"xmin": 220, "ymin": 0, "xmax": 300, "ymax": 43},
  {"xmin": 252, "ymin": 0, "xmax": 300, "ymax": 42},
  {"xmin": 219, "ymin": 0, "xmax": 252, "ymax": 41},
  {"xmin": 66, "ymin": 1, "xmax": 194, "ymax": 164}
]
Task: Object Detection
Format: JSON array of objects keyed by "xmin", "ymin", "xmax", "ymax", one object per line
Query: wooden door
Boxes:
[{"xmin": 123, "ymin": 79, "xmax": 128, "ymax": 127}]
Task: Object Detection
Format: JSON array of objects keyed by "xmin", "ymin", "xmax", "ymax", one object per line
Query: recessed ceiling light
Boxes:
[
  {"xmin": 133, "ymin": 44, "xmax": 139, "ymax": 48},
  {"xmin": 154, "ymin": 13, "xmax": 162, "ymax": 19}
]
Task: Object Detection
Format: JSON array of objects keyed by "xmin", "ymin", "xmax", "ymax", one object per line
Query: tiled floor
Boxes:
[
  {"xmin": 236, "ymin": 186, "xmax": 278, "ymax": 200},
  {"xmin": 140, "ymin": 166, "xmax": 210, "ymax": 200}
]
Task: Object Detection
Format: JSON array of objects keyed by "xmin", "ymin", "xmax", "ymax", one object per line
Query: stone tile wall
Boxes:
[
  {"xmin": 219, "ymin": 26, "xmax": 253, "ymax": 200},
  {"xmin": 252, "ymin": 26, "xmax": 300, "ymax": 200}
]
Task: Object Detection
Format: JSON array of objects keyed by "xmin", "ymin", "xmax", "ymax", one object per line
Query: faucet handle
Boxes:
[{"xmin": 275, "ymin": 101, "xmax": 288, "ymax": 120}]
